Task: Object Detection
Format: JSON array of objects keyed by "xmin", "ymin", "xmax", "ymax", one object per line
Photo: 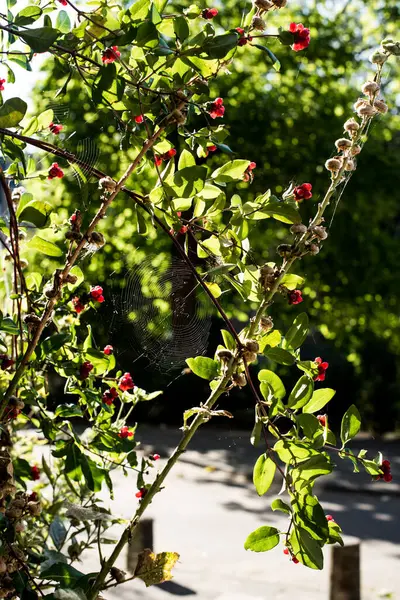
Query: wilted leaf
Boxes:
[{"xmin": 134, "ymin": 549, "xmax": 180, "ymax": 586}]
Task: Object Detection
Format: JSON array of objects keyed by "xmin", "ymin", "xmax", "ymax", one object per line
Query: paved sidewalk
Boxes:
[{"xmin": 80, "ymin": 427, "xmax": 399, "ymax": 600}]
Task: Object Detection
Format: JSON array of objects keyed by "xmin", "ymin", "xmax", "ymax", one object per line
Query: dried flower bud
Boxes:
[
  {"xmin": 170, "ymin": 109, "xmax": 186, "ymax": 124},
  {"xmin": 312, "ymin": 226, "xmax": 328, "ymax": 240},
  {"xmin": 290, "ymin": 224, "xmax": 307, "ymax": 234},
  {"xmin": 362, "ymin": 81, "xmax": 380, "ymax": 95},
  {"xmin": 307, "ymin": 243, "xmax": 320, "ymax": 255},
  {"xmin": 254, "ymin": 0, "xmax": 273, "ymax": 10},
  {"xmin": 9, "ymin": 396, "xmax": 24, "ymax": 410},
  {"xmin": 357, "ymin": 104, "xmax": 376, "ymax": 117},
  {"xmin": 65, "ymin": 231, "xmax": 82, "ymax": 241},
  {"xmin": 351, "ymin": 145, "xmax": 361, "ymax": 156},
  {"xmin": 344, "ymin": 158, "xmax": 356, "ymax": 171},
  {"xmin": 370, "ymin": 51, "xmax": 388, "ymax": 65},
  {"xmin": 374, "ymin": 99, "xmax": 388, "ymax": 113},
  {"xmin": 0, "ymin": 559, "xmax": 6, "ymax": 574},
  {"xmin": 65, "ymin": 273, "xmax": 78, "ymax": 285},
  {"xmin": 335, "ymin": 138, "xmax": 352, "ymax": 151},
  {"xmin": 244, "ymin": 339, "xmax": 259, "ymax": 353},
  {"xmin": 260, "ymin": 264, "xmax": 274, "ymax": 276},
  {"xmin": 277, "ymin": 244, "xmax": 293, "ymax": 257},
  {"xmin": 88, "ymin": 231, "xmax": 105, "ymax": 248},
  {"xmin": 252, "ymin": 16, "xmax": 266, "ymax": 30},
  {"xmin": 18, "ymin": 230, "xmax": 27, "ymax": 240},
  {"xmin": 20, "ymin": 259, "xmax": 28, "ymax": 269},
  {"xmin": 27, "ymin": 501, "xmax": 42, "ymax": 516},
  {"xmin": 99, "ymin": 176, "xmax": 116, "ymax": 192},
  {"xmin": 343, "ymin": 118, "xmax": 360, "ymax": 134},
  {"xmin": 243, "ymin": 351, "xmax": 257, "ymax": 363},
  {"xmin": 271, "ymin": 0, "xmax": 287, "ymax": 6},
  {"xmin": 216, "ymin": 349, "xmax": 234, "ymax": 362},
  {"xmin": 233, "ymin": 372, "xmax": 247, "ymax": 387},
  {"xmin": 110, "ymin": 567, "xmax": 126, "ymax": 583},
  {"xmin": 260, "ymin": 316, "xmax": 274, "ymax": 331},
  {"xmin": 6, "ymin": 508, "xmax": 22, "ymax": 519},
  {"xmin": 353, "ymin": 99, "xmax": 367, "ymax": 111},
  {"xmin": 325, "ymin": 158, "xmax": 342, "ymax": 172}
]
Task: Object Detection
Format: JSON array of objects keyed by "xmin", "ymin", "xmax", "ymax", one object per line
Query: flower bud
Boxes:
[
  {"xmin": 307, "ymin": 243, "xmax": 320, "ymax": 255},
  {"xmin": 335, "ymin": 138, "xmax": 352, "ymax": 151},
  {"xmin": 252, "ymin": 16, "xmax": 266, "ymax": 30},
  {"xmin": 362, "ymin": 81, "xmax": 380, "ymax": 95},
  {"xmin": 374, "ymin": 99, "xmax": 388, "ymax": 113},
  {"xmin": 343, "ymin": 118, "xmax": 360, "ymax": 134},
  {"xmin": 351, "ymin": 145, "xmax": 361, "ymax": 156},
  {"xmin": 99, "ymin": 176, "xmax": 116, "ymax": 192},
  {"xmin": 344, "ymin": 158, "xmax": 356, "ymax": 171},
  {"xmin": 312, "ymin": 226, "xmax": 328, "ymax": 240},
  {"xmin": 370, "ymin": 51, "xmax": 388, "ymax": 65},
  {"xmin": 290, "ymin": 224, "xmax": 307, "ymax": 234},
  {"xmin": 110, "ymin": 567, "xmax": 126, "ymax": 583},
  {"xmin": 325, "ymin": 158, "xmax": 342, "ymax": 172},
  {"xmin": 244, "ymin": 339, "xmax": 259, "ymax": 353},
  {"xmin": 357, "ymin": 104, "xmax": 376, "ymax": 117},
  {"xmin": 233, "ymin": 372, "xmax": 247, "ymax": 387},
  {"xmin": 353, "ymin": 99, "xmax": 367, "ymax": 111},
  {"xmin": 216, "ymin": 349, "xmax": 234, "ymax": 361},
  {"xmin": 260, "ymin": 316, "xmax": 274, "ymax": 331}
]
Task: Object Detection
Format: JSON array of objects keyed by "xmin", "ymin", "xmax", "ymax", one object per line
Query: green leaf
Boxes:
[
  {"xmin": 19, "ymin": 27, "xmax": 60, "ymax": 53},
  {"xmin": 296, "ymin": 413, "xmax": 320, "ymax": 439},
  {"xmin": 258, "ymin": 330, "xmax": 281, "ymax": 353},
  {"xmin": 289, "ymin": 527, "xmax": 324, "ymax": 570},
  {"xmin": 49, "ymin": 516, "xmax": 67, "ymax": 550},
  {"xmin": 244, "ymin": 525, "xmax": 280, "ymax": 552},
  {"xmin": 327, "ymin": 521, "xmax": 344, "ymax": 547},
  {"xmin": 14, "ymin": 6, "xmax": 42, "ymax": 26},
  {"xmin": 284, "ymin": 313, "xmax": 309, "ymax": 350},
  {"xmin": 55, "ymin": 10, "xmax": 71, "ymax": 33},
  {"xmin": 252, "ymin": 43, "xmax": 281, "ymax": 71},
  {"xmin": 274, "ymin": 440, "xmax": 318, "ymax": 463},
  {"xmin": 303, "ymin": 389, "xmax": 336, "ymax": 414},
  {"xmin": 178, "ymin": 149, "xmax": 195, "ymax": 170},
  {"xmin": 220, "ymin": 329, "xmax": 236, "ymax": 351},
  {"xmin": 203, "ymin": 33, "xmax": 239, "ymax": 59},
  {"xmin": 136, "ymin": 21, "xmax": 159, "ymax": 47},
  {"xmin": 67, "ymin": 266, "xmax": 84, "ymax": 291},
  {"xmin": 171, "ymin": 166, "xmax": 207, "ymax": 198},
  {"xmin": 129, "ymin": 0, "xmax": 151, "ymax": 20},
  {"xmin": 253, "ymin": 453, "xmax": 276, "ymax": 495},
  {"xmin": 174, "ymin": 16, "xmax": 189, "ymax": 41},
  {"xmin": 55, "ymin": 404, "xmax": 84, "ymax": 418},
  {"xmin": 264, "ymin": 347, "xmax": 295, "ymax": 366},
  {"xmin": 201, "ymin": 236, "xmax": 221, "ymax": 257},
  {"xmin": 81, "ymin": 456, "xmax": 104, "ymax": 492},
  {"xmin": 18, "ymin": 200, "xmax": 53, "ymax": 228},
  {"xmin": 42, "ymin": 333, "xmax": 70, "ymax": 355},
  {"xmin": 258, "ymin": 369, "xmax": 285, "ymax": 400},
  {"xmin": 0, "ymin": 317, "xmax": 19, "ymax": 335},
  {"xmin": 85, "ymin": 349, "xmax": 112, "ymax": 375},
  {"xmin": 250, "ymin": 419, "xmax": 262, "ymax": 447},
  {"xmin": 211, "ymin": 160, "xmax": 250, "ymax": 184},
  {"xmin": 0, "ymin": 97, "xmax": 27, "ymax": 127},
  {"xmin": 281, "ymin": 274, "xmax": 305, "ymax": 291},
  {"xmin": 292, "ymin": 494, "xmax": 329, "ymax": 543},
  {"xmin": 186, "ymin": 356, "xmax": 219, "ymax": 380},
  {"xmin": 340, "ymin": 404, "xmax": 361, "ymax": 446},
  {"xmin": 288, "ymin": 376, "xmax": 314, "ymax": 410},
  {"xmin": 292, "ymin": 454, "xmax": 333, "ymax": 486},
  {"xmin": 27, "ymin": 236, "xmax": 62, "ymax": 257},
  {"xmin": 271, "ymin": 498, "xmax": 291, "ymax": 514},
  {"xmin": 41, "ymin": 563, "xmax": 84, "ymax": 586}
]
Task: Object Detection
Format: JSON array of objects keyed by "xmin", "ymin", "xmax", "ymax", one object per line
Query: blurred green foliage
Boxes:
[{"xmin": 29, "ymin": 0, "xmax": 400, "ymax": 432}]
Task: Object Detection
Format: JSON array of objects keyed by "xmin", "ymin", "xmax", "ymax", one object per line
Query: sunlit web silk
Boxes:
[{"xmin": 112, "ymin": 254, "xmax": 213, "ymax": 372}]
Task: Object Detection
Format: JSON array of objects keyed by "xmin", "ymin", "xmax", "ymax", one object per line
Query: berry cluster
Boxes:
[
  {"xmin": 289, "ymin": 23, "xmax": 311, "ymax": 52},
  {"xmin": 119, "ymin": 426, "xmax": 134, "ymax": 439},
  {"xmin": 375, "ymin": 459, "xmax": 393, "ymax": 483},
  {"xmin": 0, "ymin": 79, "xmax": 6, "ymax": 91},
  {"xmin": 80, "ymin": 361, "xmax": 94, "ymax": 380},
  {"xmin": 202, "ymin": 8, "xmax": 218, "ymax": 19}
]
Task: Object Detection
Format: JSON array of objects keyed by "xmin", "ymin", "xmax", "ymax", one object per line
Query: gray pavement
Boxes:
[{"xmin": 82, "ymin": 427, "xmax": 400, "ymax": 600}]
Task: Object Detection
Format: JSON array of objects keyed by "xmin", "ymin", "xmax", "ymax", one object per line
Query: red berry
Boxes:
[
  {"xmin": 236, "ymin": 27, "xmax": 245, "ymax": 35},
  {"xmin": 72, "ymin": 296, "xmax": 86, "ymax": 314},
  {"xmin": 202, "ymin": 8, "xmax": 218, "ymax": 19},
  {"xmin": 102, "ymin": 46, "xmax": 121, "ymax": 64},
  {"xmin": 289, "ymin": 23, "xmax": 311, "ymax": 52},
  {"xmin": 28, "ymin": 492, "xmax": 38, "ymax": 502},
  {"xmin": 292, "ymin": 557, "xmax": 299, "ymax": 564},
  {"xmin": 57, "ymin": 0, "xmax": 68, "ymax": 5},
  {"xmin": 48, "ymin": 162, "xmax": 64, "ymax": 180},
  {"xmin": 179, "ymin": 225, "xmax": 188, "ymax": 234},
  {"xmin": 317, "ymin": 414, "xmax": 327, "ymax": 427},
  {"xmin": 150, "ymin": 454, "xmax": 160, "ymax": 461},
  {"xmin": 119, "ymin": 426, "xmax": 134, "ymax": 439},
  {"xmin": 135, "ymin": 487, "xmax": 147, "ymax": 499},
  {"xmin": 155, "ymin": 155, "xmax": 163, "ymax": 167},
  {"xmin": 248, "ymin": 162, "xmax": 257, "ymax": 170},
  {"xmin": 90, "ymin": 285, "xmax": 105, "ymax": 303},
  {"xmin": 119, "ymin": 372, "xmax": 135, "ymax": 391},
  {"xmin": 0, "ymin": 79, "xmax": 6, "ymax": 92},
  {"xmin": 283, "ymin": 547, "xmax": 289, "ymax": 555},
  {"xmin": 384, "ymin": 473, "xmax": 393, "ymax": 482},
  {"xmin": 326, "ymin": 514, "xmax": 334, "ymax": 522},
  {"xmin": 103, "ymin": 345, "xmax": 113, "ymax": 355},
  {"xmin": 293, "ymin": 183, "xmax": 312, "ymax": 201},
  {"xmin": 208, "ymin": 145, "xmax": 217, "ymax": 152},
  {"xmin": 102, "ymin": 388, "xmax": 118, "ymax": 405},
  {"xmin": 166, "ymin": 148, "xmax": 177, "ymax": 158},
  {"xmin": 31, "ymin": 466, "xmax": 40, "ymax": 481},
  {"xmin": 134, "ymin": 115, "xmax": 144, "ymax": 124},
  {"xmin": 0, "ymin": 355, "xmax": 14, "ymax": 370},
  {"xmin": 49, "ymin": 122, "xmax": 63, "ymax": 135}
]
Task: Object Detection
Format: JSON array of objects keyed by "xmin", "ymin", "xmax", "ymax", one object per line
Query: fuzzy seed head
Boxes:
[
  {"xmin": 216, "ymin": 349, "xmax": 234, "ymax": 362},
  {"xmin": 325, "ymin": 158, "xmax": 342, "ymax": 172},
  {"xmin": 244, "ymin": 339, "xmax": 259, "ymax": 353},
  {"xmin": 260, "ymin": 316, "xmax": 274, "ymax": 332},
  {"xmin": 370, "ymin": 51, "xmax": 388, "ymax": 65},
  {"xmin": 313, "ymin": 226, "xmax": 328, "ymax": 240},
  {"xmin": 357, "ymin": 104, "xmax": 376, "ymax": 117},
  {"xmin": 362, "ymin": 81, "xmax": 380, "ymax": 95},
  {"xmin": 343, "ymin": 118, "xmax": 360, "ymax": 133},
  {"xmin": 335, "ymin": 138, "xmax": 352, "ymax": 151},
  {"xmin": 99, "ymin": 176, "xmax": 116, "ymax": 192},
  {"xmin": 374, "ymin": 99, "xmax": 388, "ymax": 113},
  {"xmin": 351, "ymin": 145, "xmax": 361, "ymax": 156},
  {"xmin": 344, "ymin": 158, "xmax": 356, "ymax": 171},
  {"xmin": 290, "ymin": 223, "xmax": 307, "ymax": 234},
  {"xmin": 252, "ymin": 16, "xmax": 266, "ymax": 30}
]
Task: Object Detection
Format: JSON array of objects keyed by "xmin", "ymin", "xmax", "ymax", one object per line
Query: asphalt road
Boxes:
[{"xmin": 82, "ymin": 426, "xmax": 399, "ymax": 600}]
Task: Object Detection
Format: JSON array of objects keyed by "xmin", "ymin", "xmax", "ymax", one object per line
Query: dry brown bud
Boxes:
[
  {"xmin": 243, "ymin": 351, "xmax": 257, "ymax": 363},
  {"xmin": 335, "ymin": 138, "xmax": 352, "ymax": 151},
  {"xmin": 9, "ymin": 397, "xmax": 24, "ymax": 410},
  {"xmin": 344, "ymin": 158, "xmax": 356, "ymax": 171},
  {"xmin": 254, "ymin": 0, "xmax": 273, "ymax": 10},
  {"xmin": 232, "ymin": 372, "xmax": 247, "ymax": 387},
  {"xmin": 357, "ymin": 104, "xmax": 376, "ymax": 117},
  {"xmin": 325, "ymin": 158, "xmax": 342, "ymax": 172},
  {"xmin": 353, "ymin": 98, "xmax": 367, "ymax": 111},
  {"xmin": 65, "ymin": 273, "xmax": 78, "ymax": 285},
  {"xmin": 252, "ymin": 16, "xmax": 266, "ymax": 30},
  {"xmin": 5, "ymin": 508, "xmax": 22, "ymax": 519},
  {"xmin": 99, "ymin": 176, "xmax": 116, "ymax": 192},
  {"xmin": 244, "ymin": 339, "xmax": 259, "ymax": 353},
  {"xmin": 271, "ymin": 0, "xmax": 287, "ymax": 6},
  {"xmin": 312, "ymin": 226, "xmax": 328, "ymax": 240},
  {"xmin": 290, "ymin": 223, "xmax": 307, "ymax": 234},
  {"xmin": 216, "ymin": 349, "xmax": 233, "ymax": 362},
  {"xmin": 65, "ymin": 231, "xmax": 82, "ymax": 241},
  {"xmin": 351, "ymin": 145, "xmax": 361, "ymax": 156},
  {"xmin": 308, "ymin": 243, "xmax": 320, "ymax": 255},
  {"xmin": 260, "ymin": 264, "xmax": 274, "ymax": 276},
  {"xmin": 24, "ymin": 314, "xmax": 40, "ymax": 325},
  {"xmin": 18, "ymin": 230, "xmax": 27, "ymax": 240},
  {"xmin": 27, "ymin": 501, "xmax": 42, "ymax": 516},
  {"xmin": 260, "ymin": 316, "xmax": 274, "ymax": 332},
  {"xmin": 0, "ymin": 559, "xmax": 6, "ymax": 574},
  {"xmin": 343, "ymin": 118, "xmax": 360, "ymax": 133},
  {"xmin": 20, "ymin": 259, "xmax": 28, "ymax": 269},
  {"xmin": 110, "ymin": 567, "xmax": 126, "ymax": 583},
  {"xmin": 88, "ymin": 231, "xmax": 105, "ymax": 248},
  {"xmin": 362, "ymin": 81, "xmax": 380, "ymax": 95},
  {"xmin": 277, "ymin": 244, "xmax": 293, "ymax": 257},
  {"xmin": 374, "ymin": 99, "xmax": 388, "ymax": 113}
]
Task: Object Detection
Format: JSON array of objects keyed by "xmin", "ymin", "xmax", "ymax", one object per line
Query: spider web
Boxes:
[{"xmin": 111, "ymin": 253, "xmax": 215, "ymax": 373}]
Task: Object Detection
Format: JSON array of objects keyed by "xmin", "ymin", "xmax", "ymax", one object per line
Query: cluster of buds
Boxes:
[
  {"xmin": 374, "ymin": 459, "xmax": 393, "ymax": 483},
  {"xmin": 259, "ymin": 263, "xmax": 280, "ymax": 292},
  {"xmin": 242, "ymin": 339, "xmax": 259, "ymax": 364}
]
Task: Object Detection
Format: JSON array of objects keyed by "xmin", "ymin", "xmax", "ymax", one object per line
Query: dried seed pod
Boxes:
[
  {"xmin": 260, "ymin": 316, "xmax": 274, "ymax": 331},
  {"xmin": 232, "ymin": 372, "xmax": 247, "ymax": 387},
  {"xmin": 252, "ymin": 16, "xmax": 266, "ymax": 30},
  {"xmin": 277, "ymin": 244, "xmax": 293, "ymax": 258},
  {"xmin": 357, "ymin": 104, "xmax": 376, "ymax": 117},
  {"xmin": 335, "ymin": 138, "xmax": 352, "ymax": 151},
  {"xmin": 362, "ymin": 81, "xmax": 380, "ymax": 95},
  {"xmin": 27, "ymin": 501, "xmax": 42, "ymax": 516},
  {"xmin": 254, "ymin": 0, "xmax": 273, "ymax": 10},
  {"xmin": 110, "ymin": 567, "xmax": 126, "ymax": 583},
  {"xmin": 271, "ymin": 0, "xmax": 287, "ymax": 6},
  {"xmin": 243, "ymin": 351, "xmax": 257, "ymax": 363},
  {"xmin": 344, "ymin": 158, "xmax": 356, "ymax": 171},
  {"xmin": 312, "ymin": 226, "xmax": 328, "ymax": 240},
  {"xmin": 343, "ymin": 118, "xmax": 360, "ymax": 134},
  {"xmin": 216, "ymin": 349, "xmax": 234, "ymax": 362},
  {"xmin": 9, "ymin": 397, "xmax": 24, "ymax": 410},
  {"xmin": 351, "ymin": 145, "xmax": 361, "ymax": 156},
  {"xmin": 98, "ymin": 176, "xmax": 116, "ymax": 192},
  {"xmin": 88, "ymin": 231, "xmax": 105, "ymax": 248},
  {"xmin": 374, "ymin": 99, "xmax": 388, "ymax": 113},
  {"xmin": 65, "ymin": 273, "xmax": 78, "ymax": 285},
  {"xmin": 325, "ymin": 158, "xmax": 342, "ymax": 172},
  {"xmin": 244, "ymin": 339, "xmax": 259, "ymax": 353},
  {"xmin": 20, "ymin": 259, "xmax": 28, "ymax": 269},
  {"xmin": 260, "ymin": 264, "xmax": 274, "ymax": 276},
  {"xmin": 65, "ymin": 230, "xmax": 82, "ymax": 241},
  {"xmin": 290, "ymin": 223, "xmax": 307, "ymax": 234},
  {"xmin": 306, "ymin": 243, "xmax": 320, "ymax": 255},
  {"xmin": 353, "ymin": 98, "xmax": 367, "ymax": 111},
  {"xmin": 5, "ymin": 508, "xmax": 22, "ymax": 519}
]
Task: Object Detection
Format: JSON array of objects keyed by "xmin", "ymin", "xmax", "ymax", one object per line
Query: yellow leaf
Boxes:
[{"xmin": 134, "ymin": 549, "xmax": 180, "ymax": 587}]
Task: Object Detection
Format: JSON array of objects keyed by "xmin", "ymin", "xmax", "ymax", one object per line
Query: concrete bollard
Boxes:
[
  {"xmin": 126, "ymin": 518, "xmax": 154, "ymax": 573},
  {"xmin": 330, "ymin": 543, "xmax": 360, "ymax": 600}
]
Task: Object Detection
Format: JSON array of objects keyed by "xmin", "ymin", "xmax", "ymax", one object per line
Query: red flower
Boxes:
[
  {"xmin": 119, "ymin": 372, "xmax": 135, "ymax": 391},
  {"xmin": 202, "ymin": 8, "xmax": 218, "ymax": 19},
  {"xmin": 288, "ymin": 289, "xmax": 303, "ymax": 305},
  {"xmin": 102, "ymin": 46, "xmax": 121, "ymax": 64},
  {"xmin": 80, "ymin": 361, "xmax": 93, "ymax": 380},
  {"xmin": 289, "ymin": 23, "xmax": 311, "ymax": 52},
  {"xmin": 119, "ymin": 426, "xmax": 134, "ymax": 439},
  {"xmin": 179, "ymin": 225, "xmax": 188, "ymax": 234},
  {"xmin": 134, "ymin": 115, "xmax": 144, "ymax": 124},
  {"xmin": 236, "ymin": 28, "xmax": 252, "ymax": 46},
  {"xmin": 103, "ymin": 345, "xmax": 113, "ymax": 355},
  {"xmin": 90, "ymin": 286, "xmax": 105, "ymax": 303},
  {"xmin": 314, "ymin": 357, "xmax": 329, "ymax": 382},
  {"xmin": 293, "ymin": 183, "xmax": 312, "ymax": 201},
  {"xmin": 72, "ymin": 296, "xmax": 86, "ymax": 314},
  {"xmin": 375, "ymin": 459, "xmax": 393, "ymax": 482},
  {"xmin": 49, "ymin": 122, "xmax": 63, "ymax": 135},
  {"xmin": 57, "ymin": 0, "xmax": 68, "ymax": 5},
  {"xmin": 236, "ymin": 27, "xmax": 245, "ymax": 35},
  {"xmin": 176, "ymin": 211, "xmax": 182, "ymax": 217},
  {"xmin": 155, "ymin": 155, "xmax": 163, "ymax": 167},
  {"xmin": 0, "ymin": 355, "xmax": 14, "ymax": 370},
  {"xmin": 166, "ymin": 148, "xmax": 177, "ymax": 158},
  {"xmin": 208, "ymin": 145, "xmax": 217, "ymax": 152},
  {"xmin": 317, "ymin": 414, "xmax": 327, "ymax": 427},
  {"xmin": 70, "ymin": 213, "xmax": 77, "ymax": 223},
  {"xmin": 0, "ymin": 79, "xmax": 6, "ymax": 91},
  {"xmin": 150, "ymin": 453, "xmax": 160, "ymax": 461},
  {"xmin": 326, "ymin": 514, "xmax": 334, "ymax": 522},
  {"xmin": 102, "ymin": 387, "xmax": 118, "ymax": 405},
  {"xmin": 48, "ymin": 163, "xmax": 64, "ymax": 180},
  {"xmin": 31, "ymin": 466, "xmax": 40, "ymax": 481},
  {"xmin": 243, "ymin": 161, "xmax": 257, "ymax": 182},
  {"xmin": 208, "ymin": 98, "xmax": 225, "ymax": 119}
]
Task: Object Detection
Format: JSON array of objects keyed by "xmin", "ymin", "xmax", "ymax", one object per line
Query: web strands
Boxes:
[{"xmin": 114, "ymin": 255, "xmax": 213, "ymax": 373}]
